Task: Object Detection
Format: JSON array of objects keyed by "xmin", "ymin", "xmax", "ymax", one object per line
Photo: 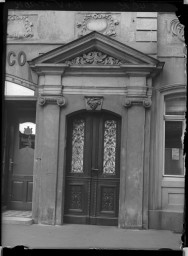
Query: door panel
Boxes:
[
  {"xmin": 8, "ymin": 109, "xmax": 35, "ymax": 210},
  {"xmin": 64, "ymin": 112, "xmax": 121, "ymax": 226}
]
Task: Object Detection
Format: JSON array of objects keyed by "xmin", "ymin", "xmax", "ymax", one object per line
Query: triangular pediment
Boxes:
[{"xmin": 29, "ymin": 31, "xmax": 164, "ymax": 77}]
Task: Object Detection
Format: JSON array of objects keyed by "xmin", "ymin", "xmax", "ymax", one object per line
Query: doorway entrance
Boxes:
[
  {"xmin": 64, "ymin": 111, "xmax": 121, "ymax": 226},
  {"xmin": 5, "ymin": 101, "xmax": 36, "ymax": 211}
]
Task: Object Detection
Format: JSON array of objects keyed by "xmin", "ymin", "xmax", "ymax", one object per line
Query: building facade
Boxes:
[{"xmin": 2, "ymin": 11, "xmax": 186, "ymax": 232}]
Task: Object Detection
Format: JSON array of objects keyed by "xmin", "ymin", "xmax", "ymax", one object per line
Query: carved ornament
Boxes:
[
  {"xmin": 76, "ymin": 13, "xmax": 119, "ymax": 37},
  {"xmin": 124, "ymin": 98, "xmax": 152, "ymax": 108},
  {"xmin": 170, "ymin": 19, "xmax": 184, "ymax": 42},
  {"xmin": 7, "ymin": 15, "xmax": 34, "ymax": 39},
  {"xmin": 85, "ymin": 96, "xmax": 103, "ymax": 111},
  {"xmin": 38, "ymin": 95, "xmax": 66, "ymax": 107},
  {"xmin": 65, "ymin": 51, "xmax": 126, "ymax": 65}
]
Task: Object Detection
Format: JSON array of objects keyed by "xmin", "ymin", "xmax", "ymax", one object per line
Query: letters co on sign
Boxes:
[{"xmin": 7, "ymin": 51, "xmax": 27, "ymax": 66}]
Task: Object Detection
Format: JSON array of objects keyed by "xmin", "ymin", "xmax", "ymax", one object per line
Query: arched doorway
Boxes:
[{"xmin": 64, "ymin": 111, "xmax": 121, "ymax": 226}]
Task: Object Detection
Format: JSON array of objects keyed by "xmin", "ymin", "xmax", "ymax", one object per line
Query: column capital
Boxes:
[
  {"xmin": 124, "ymin": 97, "xmax": 152, "ymax": 108},
  {"xmin": 38, "ymin": 94, "xmax": 66, "ymax": 107}
]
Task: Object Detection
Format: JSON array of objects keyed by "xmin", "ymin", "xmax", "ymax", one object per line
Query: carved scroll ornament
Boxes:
[
  {"xmin": 65, "ymin": 51, "xmax": 126, "ymax": 65},
  {"xmin": 7, "ymin": 15, "xmax": 34, "ymax": 39},
  {"xmin": 76, "ymin": 13, "xmax": 119, "ymax": 37},
  {"xmin": 124, "ymin": 98, "xmax": 152, "ymax": 108},
  {"xmin": 85, "ymin": 96, "xmax": 103, "ymax": 111},
  {"xmin": 38, "ymin": 95, "xmax": 66, "ymax": 107},
  {"xmin": 170, "ymin": 19, "xmax": 185, "ymax": 42}
]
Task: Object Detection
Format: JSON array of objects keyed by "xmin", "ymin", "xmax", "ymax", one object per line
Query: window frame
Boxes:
[{"xmin": 162, "ymin": 93, "xmax": 186, "ymax": 178}]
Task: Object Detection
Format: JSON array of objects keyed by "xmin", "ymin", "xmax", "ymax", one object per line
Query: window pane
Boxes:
[
  {"xmin": 71, "ymin": 119, "xmax": 85, "ymax": 173},
  {"xmin": 164, "ymin": 121, "xmax": 184, "ymax": 175},
  {"xmin": 5, "ymin": 81, "xmax": 34, "ymax": 96},
  {"xmin": 165, "ymin": 97, "xmax": 186, "ymax": 115},
  {"xmin": 19, "ymin": 122, "xmax": 36, "ymax": 149}
]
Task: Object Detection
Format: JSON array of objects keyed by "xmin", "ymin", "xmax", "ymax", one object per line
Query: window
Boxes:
[
  {"xmin": 5, "ymin": 81, "xmax": 35, "ymax": 96},
  {"xmin": 163, "ymin": 94, "xmax": 186, "ymax": 176}
]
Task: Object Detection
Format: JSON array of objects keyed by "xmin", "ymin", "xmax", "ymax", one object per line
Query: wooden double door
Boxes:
[{"xmin": 64, "ymin": 112, "xmax": 121, "ymax": 226}]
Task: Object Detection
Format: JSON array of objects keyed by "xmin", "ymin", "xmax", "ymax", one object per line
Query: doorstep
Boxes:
[{"xmin": 2, "ymin": 210, "xmax": 33, "ymax": 225}]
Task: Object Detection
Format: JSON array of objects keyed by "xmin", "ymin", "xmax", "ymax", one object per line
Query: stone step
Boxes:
[{"xmin": 3, "ymin": 217, "xmax": 33, "ymax": 225}]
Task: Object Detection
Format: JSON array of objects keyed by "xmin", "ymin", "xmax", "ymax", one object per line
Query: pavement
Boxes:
[{"xmin": 1, "ymin": 223, "xmax": 182, "ymax": 250}]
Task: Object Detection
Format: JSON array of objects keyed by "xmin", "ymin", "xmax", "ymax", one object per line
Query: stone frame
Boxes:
[{"xmin": 30, "ymin": 31, "xmax": 164, "ymax": 228}]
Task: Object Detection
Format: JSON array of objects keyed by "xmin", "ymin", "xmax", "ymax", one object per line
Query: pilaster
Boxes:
[
  {"xmin": 32, "ymin": 72, "xmax": 66, "ymax": 225},
  {"xmin": 119, "ymin": 76, "xmax": 152, "ymax": 228}
]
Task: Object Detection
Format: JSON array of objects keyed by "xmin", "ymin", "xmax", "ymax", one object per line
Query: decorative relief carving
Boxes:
[
  {"xmin": 7, "ymin": 15, "xmax": 34, "ymax": 39},
  {"xmin": 169, "ymin": 19, "xmax": 185, "ymax": 42},
  {"xmin": 71, "ymin": 119, "xmax": 85, "ymax": 173},
  {"xmin": 76, "ymin": 13, "xmax": 120, "ymax": 37},
  {"xmin": 102, "ymin": 191, "xmax": 114, "ymax": 211},
  {"xmin": 38, "ymin": 95, "xmax": 66, "ymax": 107},
  {"xmin": 64, "ymin": 51, "xmax": 126, "ymax": 65},
  {"xmin": 71, "ymin": 190, "xmax": 82, "ymax": 209},
  {"xmin": 103, "ymin": 120, "xmax": 117, "ymax": 175},
  {"xmin": 85, "ymin": 96, "xmax": 103, "ymax": 111},
  {"xmin": 124, "ymin": 98, "xmax": 152, "ymax": 108}
]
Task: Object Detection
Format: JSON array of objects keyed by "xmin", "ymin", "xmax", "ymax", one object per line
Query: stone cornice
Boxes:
[
  {"xmin": 158, "ymin": 84, "xmax": 186, "ymax": 93},
  {"xmin": 29, "ymin": 63, "xmax": 69, "ymax": 75},
  {"xmin": 29, "ymin": 62, "xmax": 164, "ymax": 78},
  {"xmin": 63, "ymin": 63, "xmax": 164, "ymax": 77}
]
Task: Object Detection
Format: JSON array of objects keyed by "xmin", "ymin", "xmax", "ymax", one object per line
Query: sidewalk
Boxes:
[{"xmin": 1, "ymin": 223, "xmax": 182, "ymax": 249}]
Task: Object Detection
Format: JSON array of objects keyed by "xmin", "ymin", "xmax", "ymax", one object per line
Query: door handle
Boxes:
[
  {"xmin": 92, "ymin": 168, "xmax": 99, "ymax": 172},
  {"xmin": 9, "ymin": 158, "xmax": 14, "ymax": 172}
]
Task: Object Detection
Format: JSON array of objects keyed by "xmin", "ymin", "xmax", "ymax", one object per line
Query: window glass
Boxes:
[
  {"xmin": 19, "ymin": 122, "xmax": 36, "ymax": 149},
  {"xmin": 165, "ymin": 96, "xmax": 186, "ymax": 115},
  {"xmin": 164, "ymin": 121, "xmax": 184, "ymax": 175},
  {"xmin": 103, "ymin": 120, "xmax": 117, "ymax": 175},
  {"xmin": 5, "ymin": 81, "xmax": 34, "ymax": 96},
  {"xmin": 71, "ymin": 119, "xmax": 85, "ymax": 173}
]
